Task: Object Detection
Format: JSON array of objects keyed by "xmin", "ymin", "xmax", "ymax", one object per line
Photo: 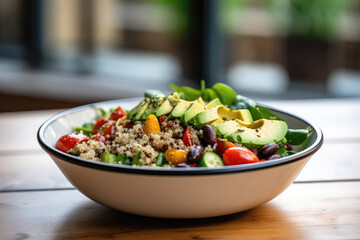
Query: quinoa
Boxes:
[
  {"xmin": 69, "ymin": 139, "xmax": 108, "ymax": 161},
  {"xmin": 69, "ymin": 119, "xmax": 206, "ymax": 167}
]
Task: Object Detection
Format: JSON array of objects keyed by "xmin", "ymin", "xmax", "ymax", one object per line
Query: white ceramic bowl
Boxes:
[{"xmin": 38, "ymin": 98, "xmax": 323, "ymax": 219}]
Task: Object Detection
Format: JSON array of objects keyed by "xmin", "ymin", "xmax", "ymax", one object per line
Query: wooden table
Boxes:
[{"xmin": 1, "ymin": 98, "xmax": 360, "ymax": 239}]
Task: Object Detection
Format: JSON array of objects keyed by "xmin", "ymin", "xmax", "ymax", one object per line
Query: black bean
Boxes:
[
  {"xmin": 285, "ymin": 143, "xmax": 293, "ymax": 151},
  {"xmin": 176, "ymin": 162, "xmax": 198, "ymax": 168},
  {"xmin": 258, "ymin": 143, "xmax": 279, "ymax": 158},
  {"xmin": 187, "ymin": 145, "xmax": 205, "ymax": 163},
  {"xmin": 203, "ymin": 125, "xmax": 217, "ymax": 145},
  {"xmin": 267, "ymin": 153, "xmax": 282, "ymax": 160},
  {"xmin": 250, "ymin": 148, "xmax": 258, "ymax": 156}
]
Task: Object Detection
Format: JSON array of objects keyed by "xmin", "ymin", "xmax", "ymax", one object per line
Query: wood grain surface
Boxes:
[
  {"xmin": 0, "ymin": 182, "xmax": 359, "ymax": 240},
  {"xmin": 267, "ymin": 98, "xmax": 360, "ymax": 141},
  {"xmin": 0, "ymin": 110, "xmax": 61, "ymax": 153},
  {"xmin": 0, "ymin": 153, "xmax": 72, "ymax": 191}
]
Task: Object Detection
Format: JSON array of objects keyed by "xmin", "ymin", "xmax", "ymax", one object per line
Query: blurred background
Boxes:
[{"xmin": 1, "ymin": 0, "xmax": 360, "ymax": 112}]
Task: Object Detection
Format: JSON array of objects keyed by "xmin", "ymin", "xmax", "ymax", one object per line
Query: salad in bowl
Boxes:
[{"xmin": 55, "ymin": 81, "xmax": 310, "ymax": 169}]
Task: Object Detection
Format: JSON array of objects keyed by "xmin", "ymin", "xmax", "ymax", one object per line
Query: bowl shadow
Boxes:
[{"xmin": 52, "ymin": 201, "xmax": 304, "ymax": 239}]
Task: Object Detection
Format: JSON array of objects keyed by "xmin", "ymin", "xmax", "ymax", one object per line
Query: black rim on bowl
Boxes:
[{"xmin": 37, "ymin": 99, "xmax": 323, "ymax": 176}]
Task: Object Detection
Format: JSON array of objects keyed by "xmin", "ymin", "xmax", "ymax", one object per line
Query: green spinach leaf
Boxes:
[
  {"xmin": 201, "ymin": 88, "xmax": 217, "ymax": 102},
  {"xmin": 169, "ymin": 83, "xmax": 182, "ymax": 92},
  {"xmin": 250, "ymin": 105, "xmax": 284, "ymax": 121},
  {"xmin": 277, "ymin": 138, "xmax": 288, "ymax": 157},
  {"xmin": 82, "ymin": 122, "xmax": 94, "ymax": 130},
  {"xmin": 212, "ymin": 83, "xmax": 237, "ymax": 106},
  {"xmin": 74, "ymin": 122, "xmax": 94, "ymax": 137},
  {"xmin": 181, "ymin": 87, "xmax": 201, "ymax": 100},
  {"xmin": 231, "ymin": 95, "xmax": 255, "ymax": 109},
  {"xmin": 170, "ymin": 84, "xmax": 201, "ymax": 101}
]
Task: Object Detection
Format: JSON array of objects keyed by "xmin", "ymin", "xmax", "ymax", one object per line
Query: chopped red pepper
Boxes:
[
  {"xmin": 159, "ymin": 115, "xmax": 167, "ymax": 124},
  {"xmin": 109, "ymin": 106, "xmax": 126, "ymax": 121},
  {"xmin": 182, "ymin": 128, "xmax": 194, "ymax": 147},
  {"xmin": 92, "ymin": 117, "xmax": 107, "ymax": 134},
  {"xmin": 102, "ymin": 121, "xmax": 116, "ymax": 140}
]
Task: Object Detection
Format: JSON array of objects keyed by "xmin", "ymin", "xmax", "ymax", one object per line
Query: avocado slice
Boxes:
[
  {"xmin": 205, "ymin": 98, "xmax": 222, "ymax": 110},
  {"xmin": 133, "ymin": 100, "xmax": 150, "ymax": 121},
  {"xmin": 155, "ymin": 93, "xmax": 179, "ymax": 117},
  {"xmin": 141, "ymin": 97, "xmax": 165, "ymax": 120},
  {"xmin": 188, "ymin": 106, "xmax": 219, "ymax": 127},
  {"xmin": 167, "ymin": 99, "xmax": 193, "ymax": 120},
  {"xmin": 213, "ymin": 120, "xmax": 239, "ymax": 138},
  {"xmin": 127, "ymin": 99, "xmax": 147, "ymax": 120},
  {"xmin": 194, "ymin": 97, "xmax": 206, "ymax": 107},
  {"xmin": 189, "ymin": 106, "xmax": 253, "ymax": 128},
  {"xmin": 226, "ymin": 119, "xmax": 288, "ymax": 145},
  {"xmin": 181, "ymin": 102, "xmax": 205, "ymax": 124},
  {"xmin": 210, "ymin": 106, "xmax": 253, "ymax": 126},
  {"xmin": 219, "ymin": 107, "xmax": 252, "ymax": 122}
]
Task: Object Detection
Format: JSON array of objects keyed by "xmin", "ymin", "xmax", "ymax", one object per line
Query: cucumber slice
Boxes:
[
  {"xmin": 199, "ymin": 152, "xmax": 224, "ymax": 168},
  {"xmin": 101, "ymin": 152, "xmax": 116, "ymax": 164}
]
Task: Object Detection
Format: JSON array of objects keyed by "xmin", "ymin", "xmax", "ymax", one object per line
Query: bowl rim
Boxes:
[{"xmin": 37, "ymin": 98, "xmax": 323, "ymax": 176}]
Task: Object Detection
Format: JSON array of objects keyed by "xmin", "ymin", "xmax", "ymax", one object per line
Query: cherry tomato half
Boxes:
[
  {"xmin": 182, "ymin": 128, "xmax": 194, "ymax": 147},
  {"xmin": 55, "ymin": 133, "xmax": 89, "ymax": 152},
  {"xmin": 91, "ymin": 134, "xmax": 106, "ymax": 143},
  {"xmin": 214, "ymin": 139, "xmax": 237, "ymax": 156},
  {"xmin": 92, "ymin": 117, "xmax": 107, "ymax": 134},
  {"xmin": 109, "ymin": 106, "xmax": 127, "ymax": 121},
  {"xmin": 144, "ymin": 114, "xmax": 161, "ymax": 135},
  {"xmin": 223, "ymin": 147, "xmax": 260, "ymax": 166},
  {"xmin": 102, "ymin": 121, "xmax": 116, "ymax": 140},
  {"xmin": 164, "ymin": 149, "xmax": 188, "ymax": 165}
]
